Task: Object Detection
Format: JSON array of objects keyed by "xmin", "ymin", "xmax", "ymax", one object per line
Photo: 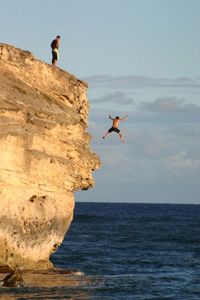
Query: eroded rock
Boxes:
[
  {"xmin": 0, "ymin": 43, "xmax": 100, "ymax": 270},
  {"xmin": 2, "ymin": 271, "xmax": 24, "ymax": 287}
]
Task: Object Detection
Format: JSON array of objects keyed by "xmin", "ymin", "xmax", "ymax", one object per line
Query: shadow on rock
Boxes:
[{"xmin": 2, "ymin": 271, "xmax": 24, "ymax": 287}]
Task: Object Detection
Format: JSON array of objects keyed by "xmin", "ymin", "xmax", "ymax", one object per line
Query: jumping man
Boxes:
[
  {"xmin": 51, "ymin": 35, "xmax": 61, "ymax": 66},
  {"xmin": 103, "ymin": 114, "xmax": 128, "ymax": 143}
]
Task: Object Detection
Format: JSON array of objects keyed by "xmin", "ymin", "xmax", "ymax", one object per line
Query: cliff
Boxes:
[{"xmin": 0, "ymin": 44, "xmax": 100, "ymax": 271}]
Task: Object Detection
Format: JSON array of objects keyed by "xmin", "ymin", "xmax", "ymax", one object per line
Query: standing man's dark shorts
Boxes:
[
  {"xmin": 108, "ymin": 127, "xmax": 120, "ymax": 133},
  {"xmin": 52, "ymin": 50, "xmax": 58, "ymax": 61}
]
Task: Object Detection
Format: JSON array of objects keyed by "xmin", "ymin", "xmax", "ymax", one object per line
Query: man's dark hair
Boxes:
[
  {"xmin": 56, "ymin": 35, "xmax": 61, "ymax": 39},
  {"xmin": 116, "ymin": 116, "xmax": 120, "ymax": 119}
]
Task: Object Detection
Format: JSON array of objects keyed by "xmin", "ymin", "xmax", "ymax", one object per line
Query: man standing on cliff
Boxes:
[
  {"xmin": 51, "ymin": 35, "xmax": 61, "ymax": 66},
  {"xmin": 103, "ymin": 114, "xmax": 128, "ymax": 143}
]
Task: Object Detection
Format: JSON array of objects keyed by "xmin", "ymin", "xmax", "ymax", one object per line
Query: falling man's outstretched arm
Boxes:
[
  {"xmin": 120, "ymin": 114, "xmax": 128, "ymax": 121},
  {"xmin": 109, "ymin": 114, "xmax": 114, "ymax": 120}
]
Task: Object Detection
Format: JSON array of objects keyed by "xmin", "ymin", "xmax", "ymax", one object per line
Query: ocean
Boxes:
[{"xmin": 1, "ymin": 202, "xmax": 200, "ymax": 299}]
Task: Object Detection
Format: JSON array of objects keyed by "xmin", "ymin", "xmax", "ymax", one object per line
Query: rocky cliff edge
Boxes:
[{"xmin": 0, "ymin": 43, "xmax": 100, "ymax": 271}]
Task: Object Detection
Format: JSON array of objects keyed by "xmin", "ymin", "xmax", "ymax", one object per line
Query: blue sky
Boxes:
[{"xmin": 1, "ymin": 0, "xmax": 200, "ymax": 203}]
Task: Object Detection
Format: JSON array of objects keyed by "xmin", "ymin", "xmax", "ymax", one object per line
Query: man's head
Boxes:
[
  {"xmin": 116, "ymin": 116, "xmax": 120, "ymax": 120},
  {"xmin": 56, "ymin": 35, "xmax": 61, "ymax": 40}
]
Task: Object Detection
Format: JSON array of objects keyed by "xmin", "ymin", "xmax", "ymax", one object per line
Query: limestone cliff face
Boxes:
[{"xmin": 0, "ymin": 44, "xmax": 100, "ymax": 270}]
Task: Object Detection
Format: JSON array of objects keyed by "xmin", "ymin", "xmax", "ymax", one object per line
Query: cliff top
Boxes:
[{"xmin": 0, "ymin": 43, "xmax": 88, "ymax": 124}]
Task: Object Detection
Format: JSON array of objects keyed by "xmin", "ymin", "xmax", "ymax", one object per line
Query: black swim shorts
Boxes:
[
  {"xmin": 52, "ymin": 50, "xmax": 58, "ymax": 61},
  {"xmin": 108, "ymin": 127, "xmax": 120, "ymax": 134}
]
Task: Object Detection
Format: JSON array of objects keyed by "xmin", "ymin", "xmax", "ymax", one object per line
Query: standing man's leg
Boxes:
[
  {"xmin": 52, "ymin": 51, "xmax": 57, "ymax": 66},
  {"xmin": 52, "ymin": 58, "xmax": 56, "ymax": 66}
]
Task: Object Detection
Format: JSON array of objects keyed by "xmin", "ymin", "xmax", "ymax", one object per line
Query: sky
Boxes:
[{"xmin": 0, "ymin": 0, "xmax": 200, "ymax": 203}]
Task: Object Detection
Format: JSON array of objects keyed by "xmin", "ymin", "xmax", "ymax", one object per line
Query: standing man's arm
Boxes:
[
  {"xmin": 109, "ymin": 114, "xmax": 113, "ymax": 120},
  {"xmin": 56, "ymin": 40, "xmax": 60, "ymax": 49},
  {"xmin": 56, "ymin": 35, "xmax": 61, "ymax": 49}
]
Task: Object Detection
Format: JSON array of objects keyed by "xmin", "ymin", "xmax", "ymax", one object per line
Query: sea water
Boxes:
[{"xmin": 1, "ymin": 203, "xmax": 200, "ymax": 299}]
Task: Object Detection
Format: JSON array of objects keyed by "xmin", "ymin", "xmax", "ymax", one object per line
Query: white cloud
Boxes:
[
  {"xmin": 143, "ymin": 97, "xmax": 200, "ymax": 114},
  {"xmin": 86, "ymin": 74, "xmax": 200, "ymax": 203},
  {"xmin": 84, "ymin": 75, "xmax": 200, "ymax": 89},
  {"xmin": 167, "ymin": 150, "xmax": 200, "ymax": 171},
  {"xmin": 90, "ymin": 123, "xmax": 200, "ymax": 184},
  {"xmin": 91, "ymin": 91, "xmax": 134, "ymax": 106}
]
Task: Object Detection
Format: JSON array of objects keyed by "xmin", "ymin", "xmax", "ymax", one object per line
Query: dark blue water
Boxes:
[
  {"xmin": 1, "ymin": 203, "xmax": 200, "ymax": 299},
  {"xmin": 52, "ymin": 203, "xmax": 200, "ymax": 300}
]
